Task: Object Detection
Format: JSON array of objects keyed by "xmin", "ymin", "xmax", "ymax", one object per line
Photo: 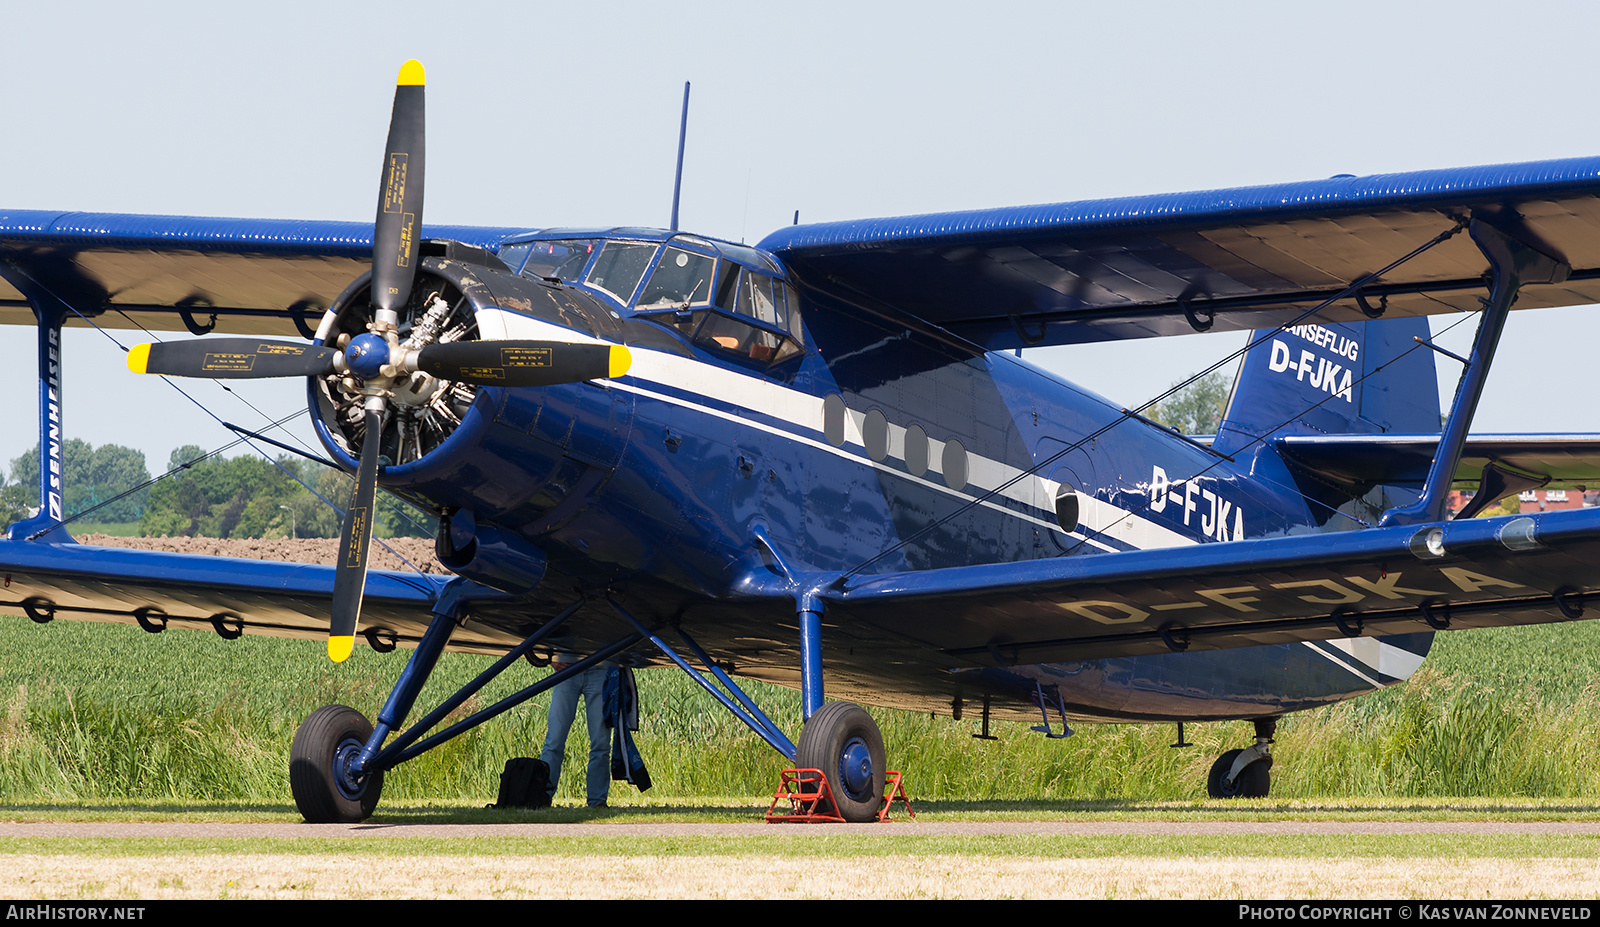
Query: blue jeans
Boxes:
[{"xmin": 539, "ymin": 664, "xmax": 611, "ymax": 806}]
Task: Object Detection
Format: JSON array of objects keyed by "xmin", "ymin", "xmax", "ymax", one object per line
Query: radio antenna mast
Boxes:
[{"xmin": 669, "ymin": 82, "xmax": 690, "ymax": 231}]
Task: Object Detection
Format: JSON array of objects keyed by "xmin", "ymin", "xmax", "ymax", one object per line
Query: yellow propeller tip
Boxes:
[
  {"xmin": 608, "ymin": 345, "xmax": 632, "ymax": 379},
  {"xmin": 328, "ymin": 635, "xmax": 355, "ymax": 663},
  {"xmin": 397, "ymin": 60, "xmax": 425, "ymax": 86},
  {"xmin": 127, "ymin": 343, "xmax": 151, "ymax": 374}
]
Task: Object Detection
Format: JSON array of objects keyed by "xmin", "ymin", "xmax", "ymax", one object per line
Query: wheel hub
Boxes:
[
  {"xmin": 839, "ymin": 736, "xmax": 875, "ymax": 800},
  {"xmin": 332, "ymin": 736, "xmax": 369, "ymax": 801}
]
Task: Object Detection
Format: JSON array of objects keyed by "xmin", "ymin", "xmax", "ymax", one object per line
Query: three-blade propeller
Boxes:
[{"xmin": 127, "ymin": 61, "xmax": 630, "ymax": 662}]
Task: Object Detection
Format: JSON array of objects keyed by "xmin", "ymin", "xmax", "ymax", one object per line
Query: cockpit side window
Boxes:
[
  {"xmin": 585, "ymin": 242, "xmax": 658, "ymax": 304},
  {"xmin": 522, "ymin": 239, "xmax": 597, "ymax": 282},
  {"xmin": 689, "ymin": 268, "xmax": 804, "ymax": 365},
  {"xmin": 636, "ymin": 247, "xmax": 715, "ymax": 309}
]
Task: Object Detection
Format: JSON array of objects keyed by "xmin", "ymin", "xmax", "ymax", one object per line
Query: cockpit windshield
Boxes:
[
  {"xmin": 522, "ymin": 240, "xmax": 597, "ymax": 282},
  {"xmin": 585, "ymin": 241, "xmax": 659, "ymax": 304},
  {"xmin": 637, "ymin": 247, "xmax": 715, "ymax": 309}
]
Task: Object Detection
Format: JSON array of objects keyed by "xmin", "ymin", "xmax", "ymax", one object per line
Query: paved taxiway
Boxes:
[{"xmin": 5, "ymin": 821, "xmax": 1600, "ymax": 838}]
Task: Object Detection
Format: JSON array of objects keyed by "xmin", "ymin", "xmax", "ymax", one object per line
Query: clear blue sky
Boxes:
[{"xmin": 3, "ymin": 0, "xmax": 1597, "ymax": 475}]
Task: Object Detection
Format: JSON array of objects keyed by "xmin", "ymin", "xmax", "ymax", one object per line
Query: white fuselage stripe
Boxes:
[
  {"xmin": 1302, "ymin": 637, "xmax": 1427, "ymax": 685},
  {"xmin": 482, "ymin": 309, "xmax": 1200, "ymax": 552}
]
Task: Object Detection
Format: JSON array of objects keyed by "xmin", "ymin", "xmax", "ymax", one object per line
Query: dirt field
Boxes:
[{"xmin": 75, "ymin": 534, "xmax": 447, "ymax": 575}]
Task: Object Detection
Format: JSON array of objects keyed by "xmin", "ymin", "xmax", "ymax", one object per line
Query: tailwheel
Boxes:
[
  {"xmin": 1206, "ymin": 717, "xmax": 1276, "ymax": 799},
  {"xmin": 1207, "ymin": 748, "xmax": 1271, "ymax": 798},
  {"xmin": 290, "ymin": 705, "xmax": 384, "ymax": 823},
  {"xmin": 796, "ymin": 701, "xmax": 886, "ymax": 822}
]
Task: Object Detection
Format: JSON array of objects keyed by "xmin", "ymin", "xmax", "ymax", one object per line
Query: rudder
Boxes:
[{"xmin": 1213, "ymin": 316, "xmax": 1440, "ymax": 457}]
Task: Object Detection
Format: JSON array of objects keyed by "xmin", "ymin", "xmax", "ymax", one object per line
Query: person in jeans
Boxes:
[{"xmin": 540, "ymin": 653, "xmax": 612, "ymax": 808}]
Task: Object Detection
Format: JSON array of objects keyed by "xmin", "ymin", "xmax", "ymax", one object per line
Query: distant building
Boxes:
[{"xmin": 1447, "ymin": 487, "xmax": 1595, "ymax": 517}]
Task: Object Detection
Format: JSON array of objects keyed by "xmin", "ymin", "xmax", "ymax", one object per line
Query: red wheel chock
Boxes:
[{"xmin": 765, "ymin": 768, "xmax": 915, "ymax": 823}]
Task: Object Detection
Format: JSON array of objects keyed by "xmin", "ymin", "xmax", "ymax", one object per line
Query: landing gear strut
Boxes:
[
  {"xmin": 1207, "ymin": 717, "xmax": 1276, "ymax": 799},
  {"xmin": 796, "ymin": 701, "xmax": 886, "ymax": 822},
  {"xmin": 290, "ymin": 705, "xmax": 385, "ymax": 823}
]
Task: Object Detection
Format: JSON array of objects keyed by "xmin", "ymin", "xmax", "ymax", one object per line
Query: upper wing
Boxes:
[
  {"xmin": 760, "ymin": 157, "xmax": 1600, "ymax": 351},
  {"xmin": 0, "ymin": 211, "xmax": 528, "ymax": 337},
  {"xmin": 822, "ymin": 506, "xmax": 1600, "ymax": 666}
]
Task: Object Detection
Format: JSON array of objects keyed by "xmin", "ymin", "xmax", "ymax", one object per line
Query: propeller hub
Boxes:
[{"xmin": 346, "ymin": 332, "xmax": 392, "ymax": 381}]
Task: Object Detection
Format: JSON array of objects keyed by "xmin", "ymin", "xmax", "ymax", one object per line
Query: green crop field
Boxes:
[{"xmin": 3, "ymin": 611, "xmax": 1600, "ymax": 809}]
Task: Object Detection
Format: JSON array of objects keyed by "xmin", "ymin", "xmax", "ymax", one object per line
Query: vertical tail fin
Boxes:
[{"xmin": 1213, "ymin": 316, "xmax": 1440, "ymax": 457}]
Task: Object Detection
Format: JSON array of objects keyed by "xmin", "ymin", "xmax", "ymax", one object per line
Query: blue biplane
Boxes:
[{"xmin": 4, "ymin": 62, "xmax": 1600, "ymax": 821}]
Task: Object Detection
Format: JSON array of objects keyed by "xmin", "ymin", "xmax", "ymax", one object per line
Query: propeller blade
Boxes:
[
  {"xmin": 328, "ymin": 402, "xmax": 383, "ymax": 663},
  {"xmin": 416, "ymin": 340, "xmax": 631, "ymax": 387},
  {"xmin": 372, "ymin": 60, "xmax": 426, "ymax": 317},
  {"xmin": 128, "ymin": 339, "xmax": 336, "ymax": 379}
]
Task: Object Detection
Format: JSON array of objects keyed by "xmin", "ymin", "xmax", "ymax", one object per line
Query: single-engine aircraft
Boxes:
[{"xmin": 7, "ymin": 62, "xmax": 1600, "ymax": 822}]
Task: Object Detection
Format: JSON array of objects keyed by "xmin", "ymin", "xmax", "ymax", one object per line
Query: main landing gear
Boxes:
[
  {"xmin": 796, "ymin": 701, "xmax": 886, "ymax": 823},
  {"xmin": 1207, "ymin": 717, "xmax": 1276, "ymax": 799},
  {"xmin": 290, "ymin": 705, "xmax": 384, "ymax": 823}
]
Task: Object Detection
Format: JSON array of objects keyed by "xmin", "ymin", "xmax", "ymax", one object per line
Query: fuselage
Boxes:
[{"xmin": 309, "ymin": 228, "xmax": 1430, "ymax": 724}]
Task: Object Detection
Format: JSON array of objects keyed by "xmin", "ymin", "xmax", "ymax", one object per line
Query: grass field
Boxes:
[{"xmin": 4, "ymin": 612, "xmax": 1600, "ymax": 811}]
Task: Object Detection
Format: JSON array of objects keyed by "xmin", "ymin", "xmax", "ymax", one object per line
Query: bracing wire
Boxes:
[{"xmin": 841, "ymin": 218, "xmax": 1471, "ymax": 579}]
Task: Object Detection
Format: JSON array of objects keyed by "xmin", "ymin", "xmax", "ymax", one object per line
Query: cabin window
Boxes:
[
  {"xmin": 585, "ymin": 241, "xmax": 657, "ymax": 304},
  {"xmin": 1054, "ymin": 483, "xmax": 1080, "ymax": 533},
  {"xmin": 863, "ymin": 409, "xmax": 889, "ymax": 461},
  {"xmin": 522, "ymin": 239, "xmax": 598, "ymax": 282},
  {"xmin": 942, "ymin": 438, "xmax": 968, "ymax": 490},
  {"xmin": 904, "ymin": 423, "xmax": 928, "ymax": 476},
  {"xmin": 824, "ymin": 394, "xmax": 847, "ymax": 446},
  {"xmin": 637, "ymin": 247, "xmax": 715, "ymax": 309}
]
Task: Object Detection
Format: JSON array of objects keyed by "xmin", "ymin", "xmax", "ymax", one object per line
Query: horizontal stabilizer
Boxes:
[{"xmin": 1276, "ymin": 433, "xmax": 1600, "ymax": 488}]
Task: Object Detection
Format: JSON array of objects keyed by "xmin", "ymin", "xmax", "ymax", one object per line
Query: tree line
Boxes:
[{"xmin": 0, "ymin": 440, "xmax": 433, "ymax": 539}]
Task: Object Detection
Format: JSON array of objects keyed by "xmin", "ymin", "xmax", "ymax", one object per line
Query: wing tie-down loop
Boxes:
[
  {"xmin": 22, "ymin": 596, "xmax": 54, "ymax": 624},
  {"xmin": 1418, "ymin": 598, "xmax": 1452, "ymax": 631},
  {"xmin": 1179, "ymin": 297, "xmax": 1214, "ymax": 333},
  {"xmin": 1009, "ymin": 315, "xmax": 1048, "ymax": 345},
  {"xmin": 176, "ymin": 298, "xmax": 219, "ymax": 336},
  {"xmin": 209, "ymin": 612, "xmax": 244, "ymax": 640},
  {"xmin": 133, "ymin": 606, "xmax": 168, "ymax": 634},
  {"xmin": 1331, "ymin": 605, "xmax": 1364, "ymax": 638},
  {"xmin": 1355, "ymin": 288, "xmax": 1388, "ymax": 318},
  {"xmin": 288, "ymin": 299, "xmax": 321, "ymax": 340},
  {"xmin": 1555, "ymin": 587, "xmax": 1585, "ymax": 620},
  {"xmin": 1159, "ymin": 623, "xmax": 1190, "ymax": 653}
]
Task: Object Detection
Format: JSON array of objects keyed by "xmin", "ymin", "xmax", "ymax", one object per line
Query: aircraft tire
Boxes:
[
  {"xmin": 796, "ymin": 701, "xmax": 886, "ymax": 823},
  {"xmin": 290, "ymin": 704, "xmax": 384, "ymax": 823},
  {"xmin": 1207, "ymin": 748, "xmax": 1271, "ymax": 799}
]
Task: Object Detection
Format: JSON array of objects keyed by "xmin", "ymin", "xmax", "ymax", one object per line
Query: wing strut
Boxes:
[
  {"xmin": 0, "ymin": 262, "xmax": 73, "ymax": 542},
  {"xmin": 1379, "ymin": 219, "xmax": 1569, "ymax": 527}
]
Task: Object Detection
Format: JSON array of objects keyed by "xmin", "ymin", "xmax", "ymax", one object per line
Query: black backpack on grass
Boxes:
[{"xmin": 493, "ymin": 757, "xmax": 552, "ymax": 809}]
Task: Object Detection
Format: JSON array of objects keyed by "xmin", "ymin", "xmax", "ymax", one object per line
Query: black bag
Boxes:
[{"xmin": 493, "ymin": 757, "xmax": 552, "ymax": 809}]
